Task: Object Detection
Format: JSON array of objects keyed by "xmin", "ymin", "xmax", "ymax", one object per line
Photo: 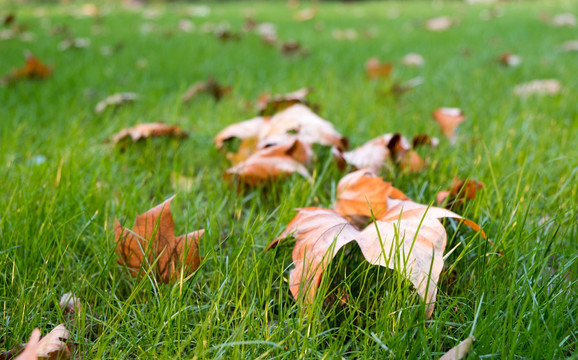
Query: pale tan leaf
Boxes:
[
  {"xmin": 14, "ymin": 329, "xmax": 41, "ymax": 360},
  {"xmin": 432, "ymin": 107, "xmax": 466, "ymax": 139},
  {"xmin": 59, "ymin": 293, "xmax": 81, "ymax": 316},
  {"xmin": 95, "ymin": 92, "xmax": 138, "ymax": 113},
  {"xmin": 402, "ymin": 53, "xmax": 424, "ymax": 67},
  {"xmin": 111, "ymin": 122, "xmax": 188, "ymax": 144},
  {"xmin": 514, "ymin": 79, "xmax": 561, "ymax": 97},
  {"xmin": 365, "ymin": 57, "xmax": 393, "ymax": 79},
  {"xmin": 214, "ymin": 117, "xmax": 267, "ymax": 149},
  {"xmin": 439, "ymin": 337, "xmax": 474, "ymax": 360},
  {"xmin": 426, "ymin": 16, "xmax": 453, "ymax": 31}
]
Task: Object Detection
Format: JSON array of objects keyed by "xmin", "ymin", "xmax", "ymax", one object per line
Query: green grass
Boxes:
[{"xmin": 1, "ymin": 1, "xmax": 577, "ymax": 358}]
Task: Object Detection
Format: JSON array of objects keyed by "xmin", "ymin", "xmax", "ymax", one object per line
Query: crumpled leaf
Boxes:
[
  {"xmin": 295, "ymin": 7, "xmax": 317, "ymax": 22},
  {"xmin": 437, "ymin": 178, "xmax": 484, "ymax": 209},
  {"xmin": 111, "ymin": 122, "xmax": 188, "ymax": 145},
  {"xmin": 214, "ymin": 117, "xmax": 267, "ymax": 150},
  {"xmin": 59, "ymin": 293, "xmax": 81, "ymax": 316},
  {"xmin": 365, "ymin": 57, "xmax": 393, "ymax": 79},
  {"xmin": 333, "ymin": 169, "xmax": 408, "ymax": 227},
  {"xmin": 439, "ymin": 337, "xmax": 474, "ymax": 360},
  {"xmin": 182, "ymin": 78, "xmax": 232, "ymax": 102},
  {"xmin": 498, "ymin": 52, "xmax": 521, "ymax": 67},
  {"xmin": 115, "ymin": 196, "xmax": 203, "ymax": 283},
  {"xmin": 256, "ymin": 88, "xmax": 312, "ymax": 116},
  {"xmin": 432, "ymin": 107, "xmax": 466, "ymax": 139},
  {"xmin": 402, "ymin": 53, "xmax": 424, "ymax": 67},
  {"xmin": 15, "ymin": 324, "xmax": 71, "ymax": 360},
  {"xmin": 95, "ymin": 92, "xmax": 138, "ymax": 113},
  {"xmin": 224, "ymin": 138, "xmax": 311, "ymax": 186},
  {"xmin": 426, "ymin": 16, "xmax": 453, "ymax": 31},
  {"xmin": 514, "ymin": 79, "xmax": 561, "ymax": 97},
  {"xmin": 269, "ymin": 198, "xmax": 485, "ymax": 317},
  {"xmin": 280, "ymin": 41, "xmax": 308, "ymax": 57},
  {"xmin": 1, "ymin": 53, "xmax": 52, "ymax": 85},
  {"xmin": 551, "ymin": 13, "xmax": 576, "ymax": 27}
]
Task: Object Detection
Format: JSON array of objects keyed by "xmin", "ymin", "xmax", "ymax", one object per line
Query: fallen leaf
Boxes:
[
  {"xmin": 335, "ymin": 133, "xmax": 397, "ymax": 173},
  {"xmin": 562, "ymin": 40, "xmax": 578, "ymax": 51},
  {"xmin": 280, "ymin": 41, "xmax": 307, "ymax": 57},
  {"xmin": 402, "ymin": 53, "xmax": 424, "ymax": 67},
  {"xmin": 1, "ymin": 53, "xmax": 52, "ymax": 85},
  {"xmin": 256, "ymin": 87, "xmax": 312, "ymax": 116},
  {"xmin": 333, "ymin": 169, "xmax": 408, "ymax": 227},
  {"xmin": 215, "ymin": 28, "xmax": 241, "ymax": 41},
  {"xmin": 111, "ymin": 122, "xmax": 188, "ymax": 145},
  {"xmin": 59, "ymin": 293, "xmax": 81, "ymax": 316},
  {"xmin": 551, "ymin": 13, "xmax": 576, "ymax": 27},
  {"xmin": 365, "ymin": 57, "xmax": 393, "ymax": 79},
  {"xmin": 437, "ymin": 177, "xmax": 484, "ymax": 209},
  {"xmin": 3, "ymin": 13, "xmax": 15, "ymax": 26},
  {"xmin": 58, "ymin": 37, "xmax": 90, "ymax": 51},
  {"xmin": 514, "ymin": 79, "xmax": 561, "ymax": 96},
  {"xmin": 214, "ymin": 116, "xmax": 268, "ymax": 149},
  {"xmin": 331, "ymin": 28, "xmax": 358, "ymax": 41},
  {"xmin": 439, "ymin": 337, "xmax": 474, "ymax": 360},
  {"xmin": 426, "ymin": 16, "xmax": 453, "ymax": 31},
  {"xmin": 412, "ymin": 134, "xmax": 440, "ymax": 149},
  {"xmin": 225, "ymin": 139, "xmax": 311, "ymax": 186},
  {"xmin": 388, "ymin": 77, "xmax": 424, "ymax": 97},
  {"xmin": 15, "ymin": 324, "xmax": 71, "ymax": 360},
  {"xmin": 95, "ymin": 92, "xmax": 138, "ymax": 113},
  {"xmin": 432, "ymin": 107, "xmax": 466, "ymax": 139},
  {"xmin": 398, "ymin": 150, "xmax": 427, "ymax": 173},
  {"xmin": 115, "ymin": 196, "xmax": 203, "ymax": 283},
  {"xmin": 182, "ymin": 78, "xmax": 232, "ymax": 102},
  {"xmin": 269, "ymin": 199, "xmax": 484, "ymax": 317},
  {"xmin": 295, "ymin": 7, "xmax": 317, "ymax": 22},
  {"xmin": 498, "ymin": 52, "xmax": 521, "ymax": 67}
]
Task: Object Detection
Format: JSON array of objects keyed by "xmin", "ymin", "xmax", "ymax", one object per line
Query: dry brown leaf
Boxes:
[
  {"xmin": 295, "ymin": 7, "xmax": 317, "ymax": 22},
  {"xmin": 182, "ymin": 78, "xmax": 232, "ymax": 102},
  {"xmin": 334, "ymin": 134, "xmax": 406, "ymax": 173},
  {"xmin": 365, "ymin": 57, "xmax": 393, "ymax": 80},
  {"xmin": 256, "ymin": 87, "xmax": 311, "ymax": 116},
  {"xmin": 439, "ymin": 337, "xmax": 474, "ymax": 360},
  {"xmin": 224, "ymin": 139, "xmax": 311, "ymax": 186},
  {"xmin": 214, "ymin": 117, "xmax": 268, "ymax": 149},
  {"xmin": 115, "ymin": 196, "xmax": 203, "ymax": 283},
  {"xmin": 59, "ymin": 293, "xmax": 81, "ymax": 316},
  {"xmin": 269, "ymin": 199, "xmax": 485, "ymax": 317},
  {"xmin": 15, "ymin": 324, "xmax": 71, "ymax": 360},
  {"xmin": 437, "ymin": 177, "xmax": 484, "ymax": 209},
  {"xmin": 95, "ymin": 92, "xmax": 138, "ymax": 113},
  {"xmin": 58, "ymin": 37, "xmax": 91, "ymax": 51},
  {"xmin": 280, "ymin": 41, "xmax": 307, "ymax": 57},
  {"xmin": 333, "ymin": 169, "xmax": 408, "ymax": 227},
  {"xmin": 1, "ymin": 53, "xmax": 52, "ymax": 85},
  {"xmin": 426, "ymin": 16, "xmax": 453, "ymax": 31},
  {"xmin": 432, "ymin": 107, "xmax": 466, "ymax": 139},
  {"xmin": 402, "ymin": 53, "xmax": 424, "ymax": 67},
  {"xmin": 514, "ymin": 79, "xmax": 561, "ymax": 97},
  {"xmin": 498, "ymin": 52, "xmax": 521, "ymax": 67},
  {"xmin": 111, "ymin": 122, "xmax": 188, "ymax": 145},
  {"xmin": 257, "ymin": 104, "xmax": 347, "ymax": 150},
  {"xmin": 562, "ymin": 40, "xmax": 578, "ymax": 52},
  {"xmin": 399, "ymin": 150, "xmax": 427, "ymax": 173},
  {"xmin": 412, "ymin": 134, "xmax": 440, "ymax": 149}
]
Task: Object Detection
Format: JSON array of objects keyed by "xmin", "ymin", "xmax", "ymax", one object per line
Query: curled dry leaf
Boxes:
[
  {"xmin": 111, "ymin": 122, "xmax": 188, "ymax": 145},
  {"xmin": 402, "ymin": 53, "xmax": 424, "ymax": 67},
  {"xmin": 426, "ymin": 16, "xmax": 453, "ymax": 31},
  {"xmin": 333, "ymin": 169, "xmax": 408, "ymax": 227},
  {"xmin": 365, "ymin": 57, "xmax": 393, "ymax": 79},
  {"xmin": 15, "ymin": 324, "xmax": 71, "ymax": 360},
  {"xmin": 269, "ymin": 198, "xmax": 485, "ymax": 317},
  {"xmin": 432, "ymin": 107, "xmax": 466, "ymax": 139},
  {"xmin": 256, "ymin": 87, "xmax": 312, "ymax": 116},
  {"xmin": 280, "ymin": 41, "xmax": 308, "ymax": 57},
  {"xmin": 182, "ymin": 77, "xmax": 232, "ymax": 103},
  {"xmin": 95, "ymin": 92, "xmax": 138, "ymax": 113},
  {"xmin": 115, "ymin": 196, "xmax": 204, "ymax": 283},
  {"xmin": 437, "ymin": 177, "xmax": 484, "ymax": 209},
  {"xmin": 1, "ymin": 53, "xmax": 52, "ymax": 85},
  {"xmin": 214, "ymin": 116, "xmax": 267, "ymax": 149},
  {"xmin": 514, "ymin": 79, "xmax": 561, "ymax": 97},
  {"xmin": 498, "ymin": 52, "xmax": 521, "ymax": 67},
  {"xmin": 59, "ymin": 293, "xmax": 81, "ymax": 316},
  {"xmin": 439, "ymin": 337, "xmax": 474, "ymax": 360},
  {"xmin": 225, "ymin": 139, "xmax": 311, "ymax": 186}
]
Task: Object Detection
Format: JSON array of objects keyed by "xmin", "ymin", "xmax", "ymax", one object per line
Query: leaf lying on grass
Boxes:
[
  {"xmin": 256, "ymin": 87, "xmax": 312, "ymax": 116},
  {"xmin": 95, "ymin": 92, "xmax": 138, "ymax": 113},
  {"xmin": 110, "ymin": 122, "xmax": 188, "ymax": 145},
  {"xmin": 437, "ymin": 178, "xmax": 484, "ymax": 209},
  {"xmin": 182, "ymin": 77, "xmax": 232, "ymax": 102},
  {"xmin": 426, "ymin": 16, "xmax": 453, "ymax": 31},
  {"xmin": 1, "ymin": 53, "xmax": 52, "ymax": 85},
  {"xmin": 432, "ymin": 107, "xmax": 466, "ymax": 139},
  {"xmin": 268, "ymin": 171, "xmax": 485, "ymax": 317},
  {"xmin": 365, "ymin": 57, "xmax": 393, "ymax": 79},
  {"xmin": 439, "ymin": 337, "xmax": 474, "ymax": 360},
  {"xmin": 498, "ymin": 52, "xmax": 522, "ymax": 67},
  {"xmin": 402, "ymin": 53, "xmax": 424, "ymax": 67},
  {"xmin": 13, "ymin": 325, "xmax": 71, "ymax": 360},
  {"xmin": 514, "ymin": 79, "xmax": 561, "ymax": 96},
  {"xmin": 115, "ymin": 196, "xmax": 204, "ymax": 283}
]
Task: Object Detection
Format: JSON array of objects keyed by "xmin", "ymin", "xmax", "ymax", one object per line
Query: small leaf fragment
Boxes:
[
  {"xmin": 439, "ymin": 337, "xmax": 474, "ymax": 360},
  {"xmin": 95, "ymin": 92, "xmax": 138, "ymax": 113}
]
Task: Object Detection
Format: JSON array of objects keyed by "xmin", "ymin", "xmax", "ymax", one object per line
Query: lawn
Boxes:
[{"xmin": 0, "ymin": 0, "xmax": 577, "ymax": 358}]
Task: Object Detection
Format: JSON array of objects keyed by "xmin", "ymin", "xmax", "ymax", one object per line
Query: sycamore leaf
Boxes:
[
  {"xmin": 95, "ymin": 92, "xmax": 138, "ymax": 113},
  {"xmin": 115, "ymin": 196, "xmax": 203, "ymax": 283},
  {"xmin": 256, "ymin": 88, "xmax": 312, "ymax": 116},
  {"xmin": 333, "ymin": 134, "xmax": 396, "ymax": 173},
  {"xmin": 15, "ymin": 324, "xmax": 71, "ymax": 360},
  {"xmin": 269, "ymin": 199, "xmax": 484, "ymax": 318},
  {"xmin": 59, "ymin": 293, "xmax": 81, "ymax": 316},
  {"xmin": 439, "ymin": 337, "xmax": 474, "ymax": 360},
  {"xmin": 514, "ymin": 79, "xmax": 561, "ymax": 97},
  {"xmin": 437, "ymin": 177, "xmax": 484, "ymax": 209},
  {"xmin": 280, "ymin": 41, "xmax": 308, "ymax": 57},
  {"xmin": 402, "ymin": 53, "xmax": 424, "ymax": 67},
  {"xmin": 1, "ymin": 53, "xmax": 52, "ymax": 85},
  {"xmin": 365, "ymin": 57, "xmax": 393, "ymax": 80},
  {"xmin": 111, "ymin": 122, "xmax": 188, "ymax": 145},
  {"xmin": 432, "ymin": 107, "xmax": 466, "ymax": 139},
  {"xmin": 294, "ymin": 7, "xmax": 317, "ymax": 22},
  {"xmin": 224, "ymin": 139, "xmax": 311, "ymax": 186},
  {"xmin": 333, "ymin": 169, "xmax": 408, "ymax": 227},
  {"xmin": 214, "ymin": 117, "xmax": 267, "ymax": 149},
  {"xmin": 426, "ymin": 16, "xmax": 453, "ymax": 31},
  {"xmin": 182, "ymin": 78, "xmax": 232, "ymax": 102},
  {"xmin": 551, "ymin": 13, "xmax": 576, "ymax": 27},
  {"xmin": 498, "ymin": 52, "xmax": 521, "ymax": 67}
]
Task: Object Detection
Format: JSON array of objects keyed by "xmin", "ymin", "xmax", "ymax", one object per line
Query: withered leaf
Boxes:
[
  {"xmin": 111, "ymin": 122, "xmax": 188, "ymax": 145},
  {"xmin": 426, "ymin": 16, "xmax": 453, "ymax": 31},
  {"xmin": 365, "ymin": 57, "xmax": 393, "ymax": 80},
  {"xmin": 432, "ymin": 107, "xmax": 466, "ymax": 139},
  {"xmin": 182, "ymin": 78, "xmax": 232, "ymax": 102},
  {"xmin": 439, "ymin": 337, "xmax": 474, "ymax": 360},
  {"xmin": 514, "ymin": 79, "xmax": 561, "ymax": 97},
  {"xmin": 224, "ymin": 139, "xmax": 311, "ymax": 186},
  {"xmin": 333, "ymin": 169, "xmax": 408, "ymax": 227},
  {"xmin": 15, "ymin": 324, "xmax": 71, "ymax": 360},
  {"xmin": 437, "ymin": 177, "xmax": 484, "ymax": 209},
  {"xmin": 214, "ymin": 116, "xmax": 267, "ymax": 150},
  {"xmin": 256, "ymin": 87, "xmax": 312, "ymax": 116},
  {"xmin": 115, "ymin": 196, "xmax": 204, "ymax": 283},
  {"xmin": 498, "ymin": 52, "xmax": 521, "ymax": 67},
  {"xmin": 402, "ymin": 53, "xmax": 424, "ymax": 67},
  {"xmin": 269, "ymin": 199, "xmax": 485, "ymax": 317},
  {"xmin": 294, "ymin": 7, "xmax": 317, "ymax": 22},
  {"xmin": 562, "ymin": 40, "xmax": 578, "ymax": 52},
  {"xmin": 95, "ymin": 92, "xmax": 138, "ymax": 113},
  {"xmin": 1, "ymin": 53, "xmax": 52, "ymax": 85},
  {"xmin": 280, "ymin": 41, "xmax": 307, "ymax": 57},
  {"xmin": 59, "ymin": 293, "xmax": 81, "ymax": 316}
]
